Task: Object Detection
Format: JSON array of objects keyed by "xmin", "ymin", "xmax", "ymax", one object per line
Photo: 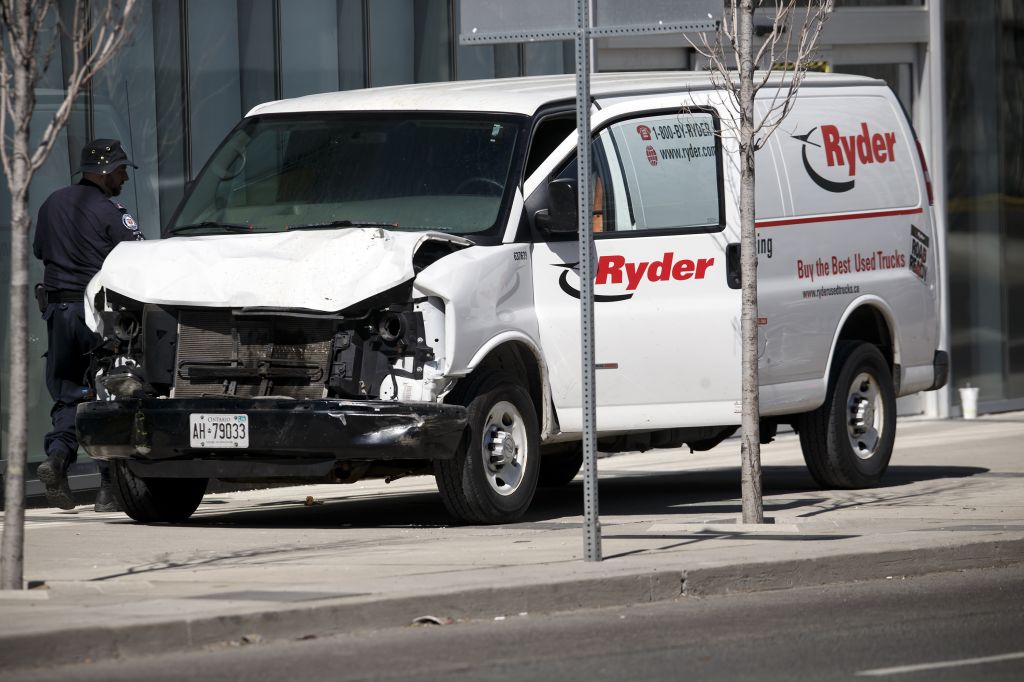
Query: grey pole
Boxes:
[
  {"xmin": 456, "ymin": 0, "xmax": 718, "ymax": 564},
  {"xmin": 574, "ymin": 0, "xmax": 601, "ymax": 562}
]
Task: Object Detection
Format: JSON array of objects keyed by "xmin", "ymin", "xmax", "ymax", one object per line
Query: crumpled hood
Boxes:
[{"xmin": 87, "ymin": 228, "xmax": 469, "ymax": 314}]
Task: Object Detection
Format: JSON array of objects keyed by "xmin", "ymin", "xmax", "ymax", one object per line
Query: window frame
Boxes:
[
  {"xmin": 532, "ymin": 105, "xmax": 727, "ymax": 242},
  {"xmin": 164, "ymin": 110, "xmax": 532, "ymax": 244}
]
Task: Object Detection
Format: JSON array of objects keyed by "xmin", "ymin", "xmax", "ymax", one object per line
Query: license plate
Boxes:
[{"xmin": 189, "ymin": 413, "xmax": 249, "ymax": 448}]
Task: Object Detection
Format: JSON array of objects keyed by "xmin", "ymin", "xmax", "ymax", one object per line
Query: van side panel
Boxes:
[{"xmin": 755, "ymin": 88, "xmax": 939, "ymax": 414}]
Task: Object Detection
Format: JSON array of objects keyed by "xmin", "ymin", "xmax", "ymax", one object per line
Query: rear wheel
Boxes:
[
  {"xmin": 110, "ymin": 460, "xmax": 208, "ymax": 522},
  {"xmin": 798, "ymin": 342, "xmax": 896, "ymax": 488},
  {"xmin": 434, "ymin": 372, "xmax": 540, "ymax": 524}
]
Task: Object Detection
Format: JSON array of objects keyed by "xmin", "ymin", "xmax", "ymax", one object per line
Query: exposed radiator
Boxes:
[{"xmin": 173, "ymin": 309, "xmax": 333, "ymax": 399}]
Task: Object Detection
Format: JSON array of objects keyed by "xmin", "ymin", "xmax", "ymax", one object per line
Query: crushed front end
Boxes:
[{"xmin": 77, "ymin": 284, "xmax": 466, "ymax": 484}]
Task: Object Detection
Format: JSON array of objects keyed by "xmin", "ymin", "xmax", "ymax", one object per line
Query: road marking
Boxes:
[{"xmin": 856, "ymin": 651, "xmax": 1024, "ymax": 676}]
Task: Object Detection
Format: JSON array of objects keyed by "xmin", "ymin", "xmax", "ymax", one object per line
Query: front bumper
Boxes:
[{"xmin": 77, "ymin": 398, "xmax": 467, "ymax": 467}]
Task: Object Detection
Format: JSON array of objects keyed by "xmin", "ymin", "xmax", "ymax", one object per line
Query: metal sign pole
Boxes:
[
  {"xmin": 458, "ymin": 0, "xmax": 719, "ymax": 564},
  {"xmin": 574, "ymin": 0, "xmax": 601, "ymax": 562}
]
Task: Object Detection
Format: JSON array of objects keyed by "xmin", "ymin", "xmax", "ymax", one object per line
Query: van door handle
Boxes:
[{"xmin": 726, "ymin": 243, "xmax": 741, "ymax": 290}]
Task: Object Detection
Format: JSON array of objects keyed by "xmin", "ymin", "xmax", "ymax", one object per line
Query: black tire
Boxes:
[
  {"xmin": 797, "ymin": 342, "xmax": 896, "ymax": 489},
  {"xmin": 434, "ymin": 372, "xmax": 540, "ymax": 524},
  {"xmin": 110, "ymin": 460, "xmax": 208, "ymax": 522},
  {"xmin": 538, "ymin": 445, "xmax": 583, "ymax": 487}
]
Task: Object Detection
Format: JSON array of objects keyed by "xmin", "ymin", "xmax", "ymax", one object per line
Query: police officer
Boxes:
[{"xmin": 33, "ymin": 139, "xmax": 144, "ymax": 512}]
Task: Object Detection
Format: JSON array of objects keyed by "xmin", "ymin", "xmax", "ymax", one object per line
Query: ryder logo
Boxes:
[
  {"xmin": 792, "ymin": 123, "xmax": 897, "ymax": 193},
  {"xmin": 556, "ymin": 253, "xmax": 715, "ymax": 301}
]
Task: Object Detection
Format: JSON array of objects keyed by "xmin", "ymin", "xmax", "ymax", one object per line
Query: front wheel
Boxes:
[
  {"xmin": 797, "ymin": 342, "xmax": 896, "ymax": 489},
  {"xmin": 110, "ymin": 460, "xmax": 208, "ymax": 522},
  {"xmin": 434, "ymin": 372, "xmax": 540, "ymax": 524}
]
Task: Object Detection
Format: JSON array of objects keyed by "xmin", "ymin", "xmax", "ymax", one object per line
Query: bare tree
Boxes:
[
  {"xmin": 691, "ymin": 0, "xmax": 832, "ymax": 524},
  {"xmin": 2, "ymin": 0, "xmax": 137, "ymax": 590}
]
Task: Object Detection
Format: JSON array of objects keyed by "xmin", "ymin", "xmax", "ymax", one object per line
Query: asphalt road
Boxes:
[{"xmin": 7, "ymin": 564, "xmax": 1023, "ymax": 682}]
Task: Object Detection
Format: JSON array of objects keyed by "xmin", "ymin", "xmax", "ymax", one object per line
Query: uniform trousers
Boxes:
[{"xmin": 43, "ymin": 301, "xmax": 110, "ymax": 481}]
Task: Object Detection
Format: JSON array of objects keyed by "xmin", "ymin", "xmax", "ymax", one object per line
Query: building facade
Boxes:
[{"xmin": 2, "ymin": 0, "xmax": 1022, "ymax": 496}]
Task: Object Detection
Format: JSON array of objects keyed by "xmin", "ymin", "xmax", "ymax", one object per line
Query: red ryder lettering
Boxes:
[
  {"xmin": 821, "ymin": 122, "xmax": 896, "ymax": 177},
  {"xmin": 596, "ymin": 253, "xmax": 714, "ymax": 291}
]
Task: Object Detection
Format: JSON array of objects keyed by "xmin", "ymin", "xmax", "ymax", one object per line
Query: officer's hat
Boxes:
[{"xmin": 79, "ymin": 139, "xmax": 138, "ymax": 174}]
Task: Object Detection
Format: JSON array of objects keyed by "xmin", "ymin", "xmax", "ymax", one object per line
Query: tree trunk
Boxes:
[
  {"xmin": 737, "ymin": 0, "xmax": 764, "ymax": 524},
  {"xmin": 1, "ymin": 185, "xmax": 31, "ymax": 591},
  {"xmin": 1, "ymin": 0, "xmax": 37, "ymax": 590},
  {"xmin": 2, "ymin": 0, "xmax": 138, "ymax": 589}
]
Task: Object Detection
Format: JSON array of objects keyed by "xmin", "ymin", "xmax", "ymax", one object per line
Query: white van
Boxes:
[{"xmin": 77, "ymin": 73, "xmax": 947, "ymax": 524}]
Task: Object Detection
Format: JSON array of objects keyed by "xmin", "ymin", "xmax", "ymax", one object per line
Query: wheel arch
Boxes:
[
  {"xmin": 460, "ymin": 333, "xmax": 554, "ymax": 440},
  {"xmin": 826, "ymin": 296, "xmax": 900, "ymax": 389}
]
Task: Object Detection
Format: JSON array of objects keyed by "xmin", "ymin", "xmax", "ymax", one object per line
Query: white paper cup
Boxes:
[{"xmin": 959, "ymin": 386, "xmax": 979, "ymax": 419}]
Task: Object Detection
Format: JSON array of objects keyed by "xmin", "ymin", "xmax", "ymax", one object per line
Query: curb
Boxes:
[
  {"xmin": 2, "ymin": 538, "xmax": 1023, "ymax": 672},
  {"xmin": 682, "ymin": 537, "xmax": 1024, "ymax": 595}
]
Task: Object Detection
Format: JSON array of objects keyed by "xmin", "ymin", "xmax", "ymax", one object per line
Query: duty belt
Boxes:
[{"xmin": 50, "ymin": 290, "xmax": 85, "ymax": 304}]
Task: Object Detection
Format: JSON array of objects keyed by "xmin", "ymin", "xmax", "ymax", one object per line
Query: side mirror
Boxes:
[{"xmin": 538, "ymin": 177, "xmax": 579, "ymax": 233}]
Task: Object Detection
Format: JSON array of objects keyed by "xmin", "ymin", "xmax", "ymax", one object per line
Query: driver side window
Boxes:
[{"xmin": 553, "ymin": 139, "xmax": 619, "ymax": 233}]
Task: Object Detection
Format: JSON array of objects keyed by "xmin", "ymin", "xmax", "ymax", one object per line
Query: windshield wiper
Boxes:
[
  {"xmin": 286, "ymin": 219, "xmax": 400, "ymax": 231},
  {"xmin": 169, "ymin": 221, "xmax": 253, "ymax": 235}
]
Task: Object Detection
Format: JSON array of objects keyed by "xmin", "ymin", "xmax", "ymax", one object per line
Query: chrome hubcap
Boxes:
[
  {"xmin": 489, "ymin": 431, "xmax": 516, "ymax": 467},
  {"xmin": 481, "ymin": 401, "xmax": 527, "ymax": 496},
  {"xmin": 847, "ymin": 371, "xmax": 883, "ymax": 459}
]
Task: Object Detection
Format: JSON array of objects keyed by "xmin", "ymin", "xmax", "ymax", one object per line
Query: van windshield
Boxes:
[{"xmin": 169, "ymin": 113, "xmax": 524, "ymax": 237}]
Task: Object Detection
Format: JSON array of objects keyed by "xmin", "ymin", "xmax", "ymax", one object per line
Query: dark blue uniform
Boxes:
[{"xmin": 33, "ymin": 179, "xmax": 143, "ymax": 481}]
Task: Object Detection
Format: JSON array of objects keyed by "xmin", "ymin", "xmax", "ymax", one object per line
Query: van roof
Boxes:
[{"xmin": 248, "ymin": 72, "xmax": 883, "ymax": 118}]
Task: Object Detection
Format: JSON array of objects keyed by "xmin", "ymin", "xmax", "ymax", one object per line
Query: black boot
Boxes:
[
  {"xmin": 36, "ymin": 453, "xmax": 75, "ymax": 510},
  {"xmin": 93, "ymin": 484, "xmax": 121, "ymax": 513}
]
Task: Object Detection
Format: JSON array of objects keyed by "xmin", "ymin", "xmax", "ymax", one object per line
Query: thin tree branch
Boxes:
[
  {"xmin": 0, "ymin": 29, "xmax": 11, "ymax": 179},
  {"xmin": 30, "ymin": 0, "xmax": 138, "ymax": 173},
  {"xmin": 33, "ymin": 4, "xmax": 60, "ymax": 87},
  {"xmin": 749, "ymin": 0, "xmax": 833, "ymax": 150}
]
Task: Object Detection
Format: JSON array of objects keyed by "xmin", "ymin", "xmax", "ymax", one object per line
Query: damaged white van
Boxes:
[{"xmin": 78, "ymin": 72, "xmax": 947, "ymax": 524}]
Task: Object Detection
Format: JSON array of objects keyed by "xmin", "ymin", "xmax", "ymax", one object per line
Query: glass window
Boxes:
[
  {"xmin": 187, "ymin": 0, "xmax": 243, "ymax": 174},
  {"xmin": 524, "ymin": 42, "xmax": 572, "ymax": 76},
  {"xmin": 944, "ymin": 0, "xmax": 1024, "ymax": 403},
  {"xmin": 153, "ymin": 0, "xmax": 188, "ymax": 226},
  {"xmin": 550, "ymin": 111, "xmax": 723, "ymax": 236},
  {"xmin": 603, "ymin": 112, "xmax": 722, "ymax": 231},
  {"xmin": 369, "ymin": 0, "xmax": 415, "ymax": 86},
  {"xmin": 455, "ymin": 0, "xmax": 520, "ymax": 81},
  {"xmin": 414, "ymin": 0, "xmax": 452, "ymax": 83},
  {"xmin": 834, "ymin": 62, "xmax": 914, "ymax": 113},
  {"xmin": 91, "ymin": 3, "xmax": 161, "ymax": 239},
  {"xmin": 280, "ymin": 0, "xmax": 340, "ymax": 98},
  {"xmin": 239, "ymin": 0, "xmax": 279, "ymax": 112},
  {"xmin": 339, "ymin": 0, "xmax": 366, "ymax": 90},
  {"xmin": 170, "ymin": 114, "xmax": 524, "ymax": 237}
]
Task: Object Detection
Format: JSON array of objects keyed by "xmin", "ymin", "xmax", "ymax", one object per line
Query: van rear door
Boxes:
[{"xmin": 531, "ymin": 109, "xmax": 741, "ymax": 433}]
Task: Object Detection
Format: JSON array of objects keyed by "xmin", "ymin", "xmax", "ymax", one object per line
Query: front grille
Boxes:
[{"xmin": 173, "ymin": 309, "xmax": 333, "ymax": 399}]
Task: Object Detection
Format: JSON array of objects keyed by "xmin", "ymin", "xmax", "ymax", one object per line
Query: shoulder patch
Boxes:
[{"xmin": 122, "ymin": 213, "xmax": 139, "ymax": 231}]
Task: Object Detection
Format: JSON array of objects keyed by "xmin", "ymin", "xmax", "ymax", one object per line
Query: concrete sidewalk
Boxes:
[{"xmin": 2, "ymin": 413, "xmax": 1023, "ymax": 671}]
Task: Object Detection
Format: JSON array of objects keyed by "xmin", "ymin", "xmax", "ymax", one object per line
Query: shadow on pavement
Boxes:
[
  {"xmin": 164, "ymin": 463, "xmax": 989, "ymax": 531},
  {"xmin": 84, "ymin": 464, "xmax": 989, "ymax": 582}
]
